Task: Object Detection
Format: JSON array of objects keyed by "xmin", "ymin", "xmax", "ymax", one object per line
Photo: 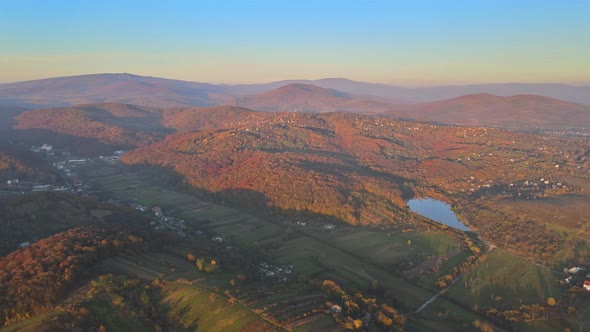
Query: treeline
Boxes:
[
  {"xmin": 464, "ymin": 205, "xmax": 563, "ymax": 262},
  {"xmin": 434, "ymin": 234, "xmax": 483, "ymax": 288},
  {"xmin": 0, "ymin": 226, "xmax": 147, "ymax": 325},
  {"xmin": 320, "ymin": 279, "xmax": 406, "ymax": 331}
]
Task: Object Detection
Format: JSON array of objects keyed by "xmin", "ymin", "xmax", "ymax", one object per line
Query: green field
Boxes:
[
  {"xmin": 160, "ymin": 281, "xmax": 280, "ymax": 332},
  {"xmin": 447, "ymin": 250, "xmax": 562, "ymax": 308}
]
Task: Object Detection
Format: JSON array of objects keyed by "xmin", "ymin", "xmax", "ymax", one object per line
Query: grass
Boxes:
[
  {"xmin": 160, "ymin": 281, "xmax": 280, "ymax": 332},
  {"xmin": 447, "ymin": 250, "xmax": 562, "ymax": 308},
  {"xmin": 85, "ymin": 300, "xmax": 152, "ymax": 332},
  {"xmin": 411, "ymin": 298, "xmax": 495, "ymax": 332},
  {"xmin": 293, "ymin": 315, "xmax": 339, "ymax": 332}
]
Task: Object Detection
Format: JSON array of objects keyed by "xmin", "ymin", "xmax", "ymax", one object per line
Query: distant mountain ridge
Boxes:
[
  {"xmin": 1, "ymin": 73, "xmax": 589, "ymax": 108},
  {"xmin": 391, "ymin": 93, "xmax": 590, "ymax": 130},
  {"xmin": 0, "ymin": 73, "xmax": 229, "ymax": 108},
  {"xmin": 225, "ymin": 83, "xmax": 392, "ymax": 113}
]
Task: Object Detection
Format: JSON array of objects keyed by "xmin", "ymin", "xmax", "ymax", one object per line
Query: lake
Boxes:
[{"xmin": 407, "ymin": 197, "xmax": 471, "ymax": 231}]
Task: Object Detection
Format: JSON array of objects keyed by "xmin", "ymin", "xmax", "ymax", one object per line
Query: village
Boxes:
[{"xmin": 2, "ymin": 144, "xmax": 122, "ymax": 195}]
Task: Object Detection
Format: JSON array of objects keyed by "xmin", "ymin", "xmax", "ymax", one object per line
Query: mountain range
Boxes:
[
  {"xmin": 388, "ymin": 93, "xmax": 590, "ymax": 130},
  {"xmin": 1, "ymin": 73, "xmax": 590, "ymax": 109},
  {"xmin": 1, "ymin": 73, "xmax": 590, "ymax": 133}
]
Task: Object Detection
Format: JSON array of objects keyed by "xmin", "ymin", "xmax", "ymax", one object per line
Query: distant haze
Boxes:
[{"xmin": 2, "ymin": 73, "xmax": 590, "ymax": 108}]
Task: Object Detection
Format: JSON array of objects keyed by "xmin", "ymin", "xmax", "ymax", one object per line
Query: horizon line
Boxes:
[{"xmin": 1, "ymin": 72, "xmax": 589, "ymax": 88}]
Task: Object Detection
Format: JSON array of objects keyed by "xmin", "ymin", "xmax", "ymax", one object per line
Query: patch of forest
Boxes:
[{"xmin": 0, "ymin": 226, "xmax": 148, "ymax": 326}]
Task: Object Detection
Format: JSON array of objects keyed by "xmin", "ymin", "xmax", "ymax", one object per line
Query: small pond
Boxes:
[{"xmin": 407, "ymin": 197, "xmax": 471, "ymax": 231}]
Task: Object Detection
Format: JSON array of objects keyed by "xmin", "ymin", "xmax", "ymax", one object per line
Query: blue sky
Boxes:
[{"xmin": 1, "ymin": 0, "xmax": 589, "ymax": 84}]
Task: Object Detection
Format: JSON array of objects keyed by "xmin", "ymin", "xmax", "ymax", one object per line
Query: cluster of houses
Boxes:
[
  {"xmin": 562, "ymin": 266, "xmax": 590, "ymax": 291},
  {"xmin": 96, "ymin": 151, "xmax": 126, "ymax": 164},
  {"xmin": 295, "ymin": 220, "xmax": 336, "ymax": 231},
  {"xmin": 5, "ymin": 179, "xmax": 68, "ymax": 192},
  {"xmin": 30, "ymin": 144, "xmax": 54, "ymax": 154},
  {"xmin": 56, "ymin": 158, "xmax": 93, "ymax": 194},
  {"xmin": 136, "ymin": 205, "xmax": 189, "ymax": 237},
  {"xmin": 461, "ymin": 174, "xmax": 573, "ymax": 199},
  {"xmin": 258, "ymin": 261, "xmax": 293, "ymax": 283},
  {"xmin": 327, "ymin": 302, "xmax": 374, "ymax": 327}
]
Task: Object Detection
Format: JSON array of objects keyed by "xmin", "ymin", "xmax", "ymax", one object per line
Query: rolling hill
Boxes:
[
  {"xmin": 225, "ymin": 83, "xmax": 393, "ymax": 113},
  {"xmin": 395, "ymin": 93, "xmax": 590, "ymax": 129},
  {"xmin": 12, "ymin": 103, "xmax": 172, "ymax": 155}
]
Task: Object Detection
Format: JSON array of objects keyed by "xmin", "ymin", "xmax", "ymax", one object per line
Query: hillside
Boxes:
[
  {"xmin": 396, "ymin": 93, "xmax": 590, "ymax": 129},
  {"xmin": 161, "ymin": 105, "xmax": 263, "ymax": 132},
  {"xmin": 12, "ymin": 103, "xmax": 172, "ymax": 155},
  {"xmin": 122, "ymin": 110, "xmax": 590, "ymax": 262},
  {"xmin": 0, "ymin": 147, "xmax": 57, "ymax": 183},
  {"xmin": 226, "ymin": 83, "xmax": 391, "ymax": 113}
]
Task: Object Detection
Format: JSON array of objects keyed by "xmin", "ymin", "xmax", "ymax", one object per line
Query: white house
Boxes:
[{"xmin": 40, "ymin": 144, "xmax": 53, "ymax": 151}]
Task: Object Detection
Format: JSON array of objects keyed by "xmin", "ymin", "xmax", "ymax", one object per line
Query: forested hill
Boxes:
[{"xmin": 122, "ymin": 110, "xmax": 590, "ymax": 245}]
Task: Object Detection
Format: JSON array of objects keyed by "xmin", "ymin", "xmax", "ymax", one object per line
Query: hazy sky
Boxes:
[{"xmin": 1, "ymin": 0, "xmax": 589, "ymax": 85}]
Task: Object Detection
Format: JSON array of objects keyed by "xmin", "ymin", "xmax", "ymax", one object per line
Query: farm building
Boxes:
[{"xmin": 330, "ymin": 304, "xmax": 342, "ymax": 313}]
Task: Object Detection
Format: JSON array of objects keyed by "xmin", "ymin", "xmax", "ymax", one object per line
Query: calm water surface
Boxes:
[{"xmin": 407, "ymin": 198, "xmax": 471, "ymax": 231}]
